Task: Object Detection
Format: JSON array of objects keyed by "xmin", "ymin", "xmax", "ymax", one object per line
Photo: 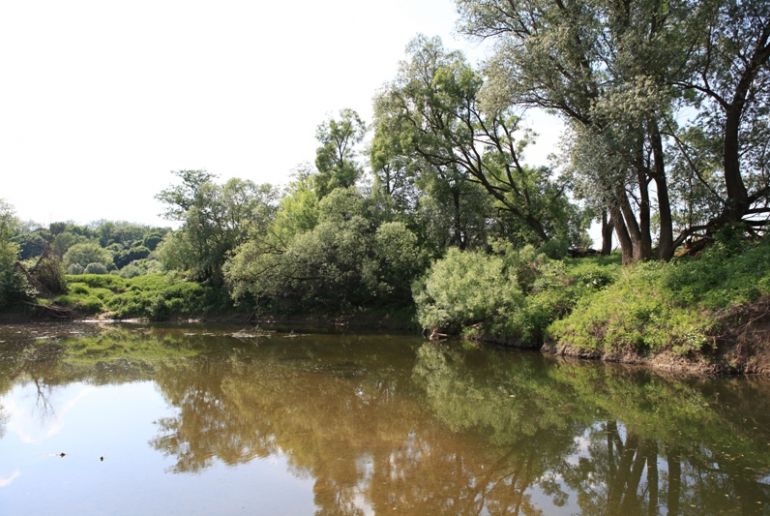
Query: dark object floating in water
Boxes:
[
  {"xmin": 100, "ymin": 456, "xmax": 104, "ymax": 462},
  {"xmin": 59, "ymin": 452, "xmax": 66, "ymax": 458}
]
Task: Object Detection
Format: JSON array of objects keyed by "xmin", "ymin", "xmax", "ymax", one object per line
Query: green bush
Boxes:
[
  {"xmin": 63, "ymin": 242, "xmax": 112, "ymax": 270},
  {"xmin": 413, "ymin": 248, "xmax": 523, "ymax": 336},
  {"xmin": 84, "ymin": 262, "xmax": 108, "ymax": 274},
  {"xmin": 67, "ymin": 263, "xmax": 85, "ymax": 275},
  {"xmin": 414, "ymin": 246, "xmax": 620, "ymax": 345}
]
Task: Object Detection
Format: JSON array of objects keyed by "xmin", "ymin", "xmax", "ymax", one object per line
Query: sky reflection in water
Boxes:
[{"xmin": 0, "ymin": 325, "xmax": 768, "ymax": 515}]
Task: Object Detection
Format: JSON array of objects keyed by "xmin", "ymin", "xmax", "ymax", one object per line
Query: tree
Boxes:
[
  {"xmin": 373, "ymin": 35, "xmax": 584, "ymax": 251},
  {"xmin": 458, "ymin": 0, "xmax": 687, "ymax": 261},
  {"xmin": 457, "ymin": 0, "xmax": 770, "ymax": 261},
  {"xmin": 62, "ymin": 242, "xmax": 112, "ymax": 271},
  {"xmin": 314, "ymin": 109, "xmax": 366, "ymax": 198},
  {"xmin": 673, "ymin": 0, "xmax": 770, "ymax": 226},
  {"xmin": 0, "ymin": 201, "xmax": 30, "ymax": 308},
  {"xmin": 225, "ymin": 187, "xmax": 427, "ymax": 313},
  {"xmin": 156, "ymin": 171, "xmax": 277, "ymax": 284}
]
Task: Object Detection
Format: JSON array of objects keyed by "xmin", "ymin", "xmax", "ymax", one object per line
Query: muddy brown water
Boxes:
[{"xmin": 0, "ymin": 323, "xmax": 768, "ymax": 515}]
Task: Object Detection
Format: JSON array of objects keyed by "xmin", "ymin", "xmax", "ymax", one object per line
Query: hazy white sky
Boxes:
[{"xmin": 0, "ymin": 0, "xmax": 562, "ymax": 227}]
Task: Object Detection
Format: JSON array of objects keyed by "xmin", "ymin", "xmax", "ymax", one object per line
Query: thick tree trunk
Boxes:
[
  {"xmin": 723, "ymin": 108, "xmax": 750, "ymax": 221},
  {"xmin": 610, "ymin": 205, "xmax": 634, "ymax": 265},
  {"xmin": 649, "ymin": 120, "xmax": 674, "ymax": 260},
  {"xmin": 635, "ymin": 167, "xmax": 653, "ymax": 260},
  {"xmin": 618, "ymin": 188, "xmax": 650, "ymax": 261},
  {"xmin": 601, "ymin": 210, "xmax": 613, "ymax": 255}
]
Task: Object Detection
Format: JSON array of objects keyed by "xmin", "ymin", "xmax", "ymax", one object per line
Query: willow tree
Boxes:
[
  {"xmin": 373, "ymin": 35, "xmax": 584, "ymax": 251},
  {"xmin": 314, "ymin": 109, "xmax": 366, "ymax": 199},
  {"xmin": 156, "ymin": 171, "xmax": 278, "ymax": 284},
  {"xmin": 457, "ymin": 0, "xmax": 770, "ymax": 261},
  {"xmin": 673, "ymin": 0, "xmax": 770, "ymax": 228}
]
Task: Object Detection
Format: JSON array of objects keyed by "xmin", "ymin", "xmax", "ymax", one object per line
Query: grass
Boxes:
[
  {"xmin": 54, "ymin": 273, "xmax": 232, "ymax": 320},
  {"xmin": 549, "ymin": 238, "xmax": 770, "ymax": 356}
]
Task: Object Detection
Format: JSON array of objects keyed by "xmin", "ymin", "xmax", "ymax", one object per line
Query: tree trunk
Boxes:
[
  {"xmin": 601, "ymin": 210, "xmax": 614, "ymax": 255},
  {"xmin": 451, "ymin": 188, "xmax": 465, "ymax": 250},
  {"xmin": 617, "ymin": 188, "xmax": 650, "ymax": 261},
  {"xmin": 610, "ymin": 205, "xmax": 634, "ymax": 265},
  {"xmin": 649, "ymin": 120, "xmax": 674, "ymax": 260},
  {"xmin": 635, "ymin": 166, "xmax": 653, "ymax": 260},
  {"xmin": 723, "ymin": 107, "xmax": 750, "ymax": 221}
]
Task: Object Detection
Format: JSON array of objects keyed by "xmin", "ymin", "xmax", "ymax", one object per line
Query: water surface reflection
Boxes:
[{"xmin": 0, "ymin": 325, "xmax": 768, "ymax": 515}]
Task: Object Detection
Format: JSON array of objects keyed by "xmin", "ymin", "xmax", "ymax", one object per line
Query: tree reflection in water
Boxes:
[{"xmin": 0, "ymin": 328, "xmax": 768, "ymax": 515}]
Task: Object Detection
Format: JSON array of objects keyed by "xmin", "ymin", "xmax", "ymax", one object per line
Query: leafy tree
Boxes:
[
  {"xmin": 113, "ymin": 245, "xmax": 151, "ymax": 269},
  {"xmin": 12, "ymin": 230, "xmax": 49, "ymax": 260},
  {"xmin": 314, "ymin": 109, "xmax": 366, "ymax": 198},
  {"xmin": 225, "ymin": 187, "xmax": 426, "ymax": 313},
  {"xmin": 63, "ymin": 242, "xmax": 112, "ymax": 270},
  {"xmin": 52, "ymin": 231, "xmax": 87, "ymax": 258},
  {"xmin": 374, "ymin": 35, "xmax": 584, "ymax": 250},
  {"xmin": 156, "ymin": 170, "xmax": 278, "ymax": 284},
  {"xmin": 457, "ymin": 0, "xmax": 770, "ymax": 261},
  {"xmin": 0, "ymin": 201, "xmax": 29, "ymax": 308},
  {"xmin": 673, "ymin": 0, "xmax": 770, "ymax": 224}
]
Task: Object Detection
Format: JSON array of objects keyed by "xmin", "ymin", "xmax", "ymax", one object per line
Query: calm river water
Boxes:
[{"xmin": 0, "ymin": 324, "xmax": 768, "ymax": 515}]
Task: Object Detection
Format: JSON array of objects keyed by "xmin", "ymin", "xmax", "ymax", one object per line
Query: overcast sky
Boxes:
[{"xmin": 0, "ymin": 0, "xmax": 563, "ymax": 227}]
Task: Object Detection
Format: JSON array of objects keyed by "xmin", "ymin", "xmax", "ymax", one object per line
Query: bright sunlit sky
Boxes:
[{"xmin": 0, "ymin": 0, "xmax": 563, "ymax": 227}]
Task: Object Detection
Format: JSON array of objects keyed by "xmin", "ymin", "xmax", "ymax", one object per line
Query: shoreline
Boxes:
[{"xmin": 3, "ymin": 312, "xmax": 769, "ymax": 376}]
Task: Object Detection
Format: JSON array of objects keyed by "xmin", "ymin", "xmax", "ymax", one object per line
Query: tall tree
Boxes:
[
  {"xmin": 457, "ymin": 0, "xmax": 695, "ymax": 262},
  {"xmin": 156, "ymin": 170, "xmax": 277, "ymax": 284},
  {"xmin": 373, "ymin": 35, "xmax": 583, "ymax": 250},
  {"xmin": 314, "ymin": 109, "xmax": 366, "ymax": 198},
  {"xmin": 674, "ymin": 0, "xmax": 770, "ymax": 225}
]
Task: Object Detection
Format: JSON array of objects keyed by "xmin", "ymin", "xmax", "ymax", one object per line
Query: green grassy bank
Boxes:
[{"xmin": 415, "ymin": 238, "xmax": 770, "ymax": 373}]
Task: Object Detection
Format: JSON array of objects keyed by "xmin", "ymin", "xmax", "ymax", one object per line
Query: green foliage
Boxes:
[
  {"xmin": 414, "ymin": 248, "xmax": 523, "ymax": 336},
  {"xmin": 12, "ymin": 231, "xmax": 49, "ymax": 260},
  {"xmin": 314, "ymin": 109, "xmax": 366, "ymax": 198},
  {"xmin": 52, "ymin": 232, "xmax": 87, "ymax": 258},
  {"xmin": 118, "ymin": 258, "xmax": 162, "ymax": 278},
  {"xmin": 66, "ymin": 263, "xmax": 84, "ymax": 275},
  {"xmin": 415, "ymin": 246, "xmax": 620, "ymax": 344},
  {"xmin": 34, "ymin": 254, "xmax": 68, "ymax": 295},
  {"xmin": 83, "ymin": 262, "xmax": 108, "ymax": 275},
  {"xmin": 156, "ymin": 170, "xmax": 277, "ymax": 284},
  {"xmin": 57, "ymin": 273, "xmax": 229, "ymax": 320},
  {"xmin": 550, "ymin": 238, "xmax": 770, "ymax": 355},
  {"xmin": 113, "ymin": 245, "xmax": 151, "ymax": 269},
  {"xmin": 373, "ymin": 35, "xmax": 587, "ymax": 249},
  {"xmin": 225, "ymin": 187, "xmax": 427, "ymax": 314},
  {"xmin": 0, "ymin": 201, "xmax": 31, "ymax": 308},
  {"xmin": 63, "ymin": 242, "xmax": 112, "ymax": 270}
]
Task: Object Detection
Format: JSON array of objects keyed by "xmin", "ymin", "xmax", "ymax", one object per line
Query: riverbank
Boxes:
[
  {"xmin": 4, "ymin": 237, "xmax": 770, "ymax": 375},
  {"xmin": 415, "ymin": 238, "xmax": 770, "ymax": 375}
]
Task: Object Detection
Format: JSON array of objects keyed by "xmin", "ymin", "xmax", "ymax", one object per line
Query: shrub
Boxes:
[
  {"xmin": 414, "ymin": 246, "xmax": 620, "ymax": 345},
  {"xmin": 84, "ymin": 262, "xmax": 108, "ymax": 274},
  {"xmin": 67, "ymin": 263, "xmax": 85, "ymax": 275},
  {"xmin": 413, "ymin": 248, "xmax": 523, "ymax": 336},
  {"xmin": 63, "ymin": 242, "xmax": 112, "ymax": 270}
]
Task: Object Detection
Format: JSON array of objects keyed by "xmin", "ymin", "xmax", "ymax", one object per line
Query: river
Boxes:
[{"xmin": 0, "ymin": 324, "xmax": 768, "ymax": 515}]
